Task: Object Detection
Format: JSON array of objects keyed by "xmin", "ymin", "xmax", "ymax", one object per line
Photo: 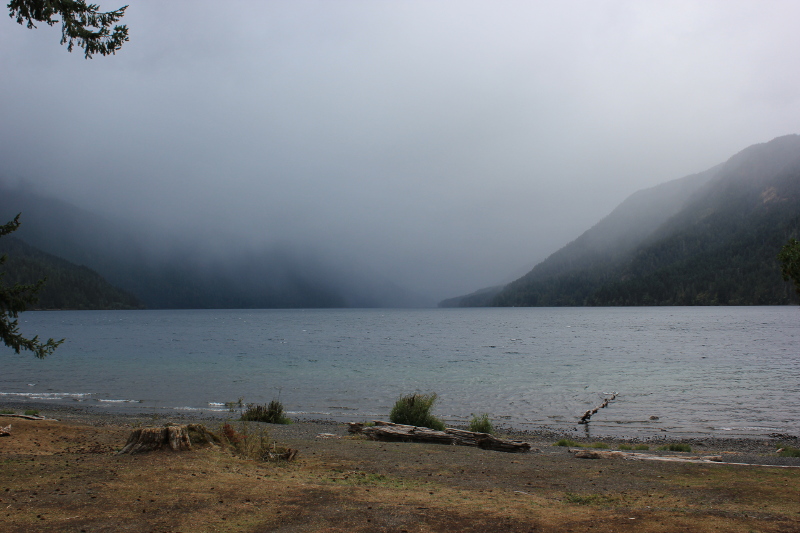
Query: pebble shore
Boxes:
[{"xmin": 3, "ymin": 400, "xmax": 799, "ymax": 467}]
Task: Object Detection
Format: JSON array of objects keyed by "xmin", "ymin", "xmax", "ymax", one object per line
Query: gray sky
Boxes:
[{"xmin": 2, "ymin": 1, "xmax": 799, "ymax": 302}]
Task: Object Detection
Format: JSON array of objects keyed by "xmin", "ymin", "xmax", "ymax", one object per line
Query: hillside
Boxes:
[
  {"xmin": 0, "ymin": 236, "xmax": 143, "ymax": 310},
  {"xmin": 443, "ymin": 134, "xmax": 800, "ymax": 307}
]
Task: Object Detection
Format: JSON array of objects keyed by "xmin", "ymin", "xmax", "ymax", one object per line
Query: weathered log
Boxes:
[
  {"xmin": 349, "ymin": 421, "xmax": 531, "ymax": 453},
  {"xmin": 118, "ymin": 424, "xmax": 219, "ymax": 454},
  {"xmin": 0, "ymin": 424, "xmax": 10, "ymax": 437}
]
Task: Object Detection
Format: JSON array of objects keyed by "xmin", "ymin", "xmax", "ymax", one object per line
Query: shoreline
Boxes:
[{"xmin": 3, "ymin": 400, "xmax": 799, "ymax": 461}]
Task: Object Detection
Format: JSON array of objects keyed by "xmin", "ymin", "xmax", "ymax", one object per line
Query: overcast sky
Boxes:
[{"xmin": 2, "ymin": 1, "xmax": 799, "ymax": 301}]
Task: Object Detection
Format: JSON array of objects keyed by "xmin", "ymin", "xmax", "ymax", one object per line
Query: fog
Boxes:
[{"xmin": 2, "ymin": 1, "xmax": 799, "ymax": 303}]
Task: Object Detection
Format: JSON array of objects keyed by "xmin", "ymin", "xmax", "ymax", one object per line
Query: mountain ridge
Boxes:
[{"xmin": 442, "ymin": 134, "xmax": 800, "ymax": 307}]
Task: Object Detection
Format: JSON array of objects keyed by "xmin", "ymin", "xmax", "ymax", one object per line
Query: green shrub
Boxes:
[
  {"xmin": 658, "ymin": 443, "xmax": 691, "ymax": 452},
  {"xmin": 240, "ymin": 400, "xmax": 291, "ymax": 424},
  {"xmin": 24, "ymin": 409, "xmax": 39, "ymax": 416},
  {"xmin": 618, "ymin": 444, "xmax": 632, "ymax": 450},
  {"xmin": 553, "ymin": 438, "xmax": 582, "ymax": 447},
  {"xmin": 589, "ymin": 442, "xmax": 609, "ymax": 449},
  {"xmin": 389, "ymin": 393, "xmax": 445, "ymax": 431},
  {"xmin": 468, "ymin": 413, "xmax": 494, "ymax": 434},
  {"xmin": 634, "ymin": 444, "xmax": 650, "ymax": 451},
  {"xmin": 778, "ymin": 446, "xmax": 800, "ymax": 457},
  {"xmin": 0, "ymin": 409, "xmax": 14, "ymax": 415}
]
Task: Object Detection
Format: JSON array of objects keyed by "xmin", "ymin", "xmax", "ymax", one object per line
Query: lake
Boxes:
[{"xmin": 1, "ymin": 307, "xmax": 798, "ymax": 439}]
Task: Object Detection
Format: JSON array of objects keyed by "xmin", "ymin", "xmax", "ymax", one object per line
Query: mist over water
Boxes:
[{"xmin": 2, "ymin": 307, "xmax": 798, "ymax": 439}]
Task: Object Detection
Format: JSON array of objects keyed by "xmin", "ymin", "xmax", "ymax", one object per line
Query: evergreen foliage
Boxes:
[
  {"xmin": 0, "ymin": 215, "xmax": 62, "ymax": 358},
  {"xmin": 778, "ymin": 238, "xmax": 800, "ymax": 297},
  {"xmin": 0, "ymin": 235, "xmax": 143, "ymax": 310},
  {"xmin": 8, "ymin": 0, "xmax": 129, "ymax": 58}
]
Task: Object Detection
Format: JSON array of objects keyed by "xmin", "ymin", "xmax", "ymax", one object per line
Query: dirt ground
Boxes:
[{"xmin": 1, "ymin": 413, "xmax": 799, "ymax": 533}]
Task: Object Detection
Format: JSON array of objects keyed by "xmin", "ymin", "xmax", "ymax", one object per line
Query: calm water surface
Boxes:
[{"xmin": 2, "ymin": 307, "xmax": 798, "ymax": 439}]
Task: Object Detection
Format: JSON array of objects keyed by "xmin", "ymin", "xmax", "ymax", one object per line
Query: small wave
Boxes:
[
  {"xmin": 97, "ymin": 398, "xmax": 141, "ymax": 403},
  {"xmin": 716, "ymin": 425, "xmax": 785, "ymax": 432},
  {"xmin": 0, "ymin": 391, "xmax": 91, "ymax": 399}
]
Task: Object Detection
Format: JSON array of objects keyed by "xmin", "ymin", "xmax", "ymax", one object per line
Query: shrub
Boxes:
[
  {"xmin": 618, "ymin": 444, "xmax": 632, "ymax": 450},
  {"xmin": 658, "ymin": 443, "xmax": 691, "ymax": 452},
  {"xmin": 778, "ymin": 446, "xmax": 800, "ymax": 457},
  {"xmin": 389, "ymin": 393, "xmax": 445, "ymax": 431},
  {"xmin": 240, "ymin": 400, "xmax": 291, "ymax": 424},
  {"xmin": 0, "ymin": 409, "xmax": 14, "ymax": 415},
  {"xmin": 634, "ymin": 444, "xmax": 650, "ymax": 451},
  {"xmin": 219, "ymin": 421, "xmax": 295, "ymax": 461},
  {"xmin": 553, "ymin": 438, "xmax": 582, "ymax": 447},
  {"xmin": 221, "ymin": 423, "xmax": 242, "ymax": 445},
  {"xmin": 469, "ymin": 413, "xmax": 494, "ymax": 434},
  {"xmin": 24, "ymin": 409, "xmax": 39, "ymax": 416},
  {"xmin": 589, "ymin": 442, "xmax": 609, "ymax": 449}
]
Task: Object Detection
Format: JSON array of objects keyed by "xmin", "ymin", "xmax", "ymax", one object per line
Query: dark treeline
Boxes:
[{"xmin": 0, "ymin": 236, "xmax": 143, "ymax": 310}]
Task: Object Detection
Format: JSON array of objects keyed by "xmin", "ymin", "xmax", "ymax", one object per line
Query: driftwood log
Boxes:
[
  {"xmin": 578, "ymin": 392, "xmax": 617, "ymax": 424},
  {"xmin": 348, "ymin": 421, "xmax": 531, "ymax": 453},
  {"xmin": 568, "ymin": 448, "xmax": 800, "ymax": 468},
  {"xmin": 0, "ymin": 414, "xmax": 50, "ymax": 421},
  {"xmin": 0, "ymin": 424, "xmax": 10, "ymax": 437},
  {"xmin": 119, "ymin": 424, "xmax": 219, "ymax": 454}
]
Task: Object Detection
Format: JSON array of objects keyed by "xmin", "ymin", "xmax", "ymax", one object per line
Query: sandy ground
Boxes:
[{"xmin": 1, "ymin": 405, "xmax": 799, "ymax": 533}]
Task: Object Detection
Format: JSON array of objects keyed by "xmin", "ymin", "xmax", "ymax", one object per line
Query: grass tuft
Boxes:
[
  {"xmin": 220, "ymin": 421, "xmax": 296, "ymax": 462},
  {"xmin": 468, "ymin": 413, "xmax": 495, "ymax": 434},
  {"xmin": 240, "ymin": 400, "xmax": 291, "ymax": 424},
  {"xmin": 389, "ymin": 393, "xmax": 445, "ymax": 431},
  {"xmin": 634, "ymin": 444, "xmax": 650, "ymax": 450},
  {"xmin": 24, "ymin": 409, "xmax": 39, "ymax": 416},
  {"xmin": 618, "ymin": 444, "xmax": 632, "ymax": 450},
  {"xmin": 777, "ymin": 446, "xmax": 800, "ymax": 457},
  {"xmin": 589, "ymin": 442, "xmax": 609, "ymax": 449},
  {"xmin": 0, "ymin": 409, "xmax": 14, "ymax": 415},
  {"xmin": 553, "ymin": 438, "xmax": 582, "ymax": 447}
]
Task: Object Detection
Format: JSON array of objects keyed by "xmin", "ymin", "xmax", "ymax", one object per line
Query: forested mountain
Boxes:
[
  {"xmin": 0, "ymin": 186, "xmax": 426, "ymax": 309},
  {"xmin": 0, "ymin": 236, "xmax": 143, "ymax": 310},
  {"xmin": 442, "ymin": 134, "xmax": 800, "ymax": 307}
]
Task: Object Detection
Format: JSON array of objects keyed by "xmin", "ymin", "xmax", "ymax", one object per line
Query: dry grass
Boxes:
[{"xmin": 1, "ymin": 415, "xmax": 799, "ymax": 532}]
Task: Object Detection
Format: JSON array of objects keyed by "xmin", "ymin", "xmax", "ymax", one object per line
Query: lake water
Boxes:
[{"xmin": 1, "ymin": 307, "xmax": 798, "ymax": 439}]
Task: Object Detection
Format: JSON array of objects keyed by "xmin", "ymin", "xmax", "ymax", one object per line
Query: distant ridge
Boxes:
[
  {"xmin": 442, "ymin": 134, "xmax": 800, "ymax": 307},
  {"xmin": 0, "ymin": 185, "xmax": 428, "ymax": 309}
]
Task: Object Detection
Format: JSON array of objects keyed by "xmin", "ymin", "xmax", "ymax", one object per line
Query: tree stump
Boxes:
[{"xmin": 118, "ymin": 424, "xmax": 219, "ymax": 454}]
